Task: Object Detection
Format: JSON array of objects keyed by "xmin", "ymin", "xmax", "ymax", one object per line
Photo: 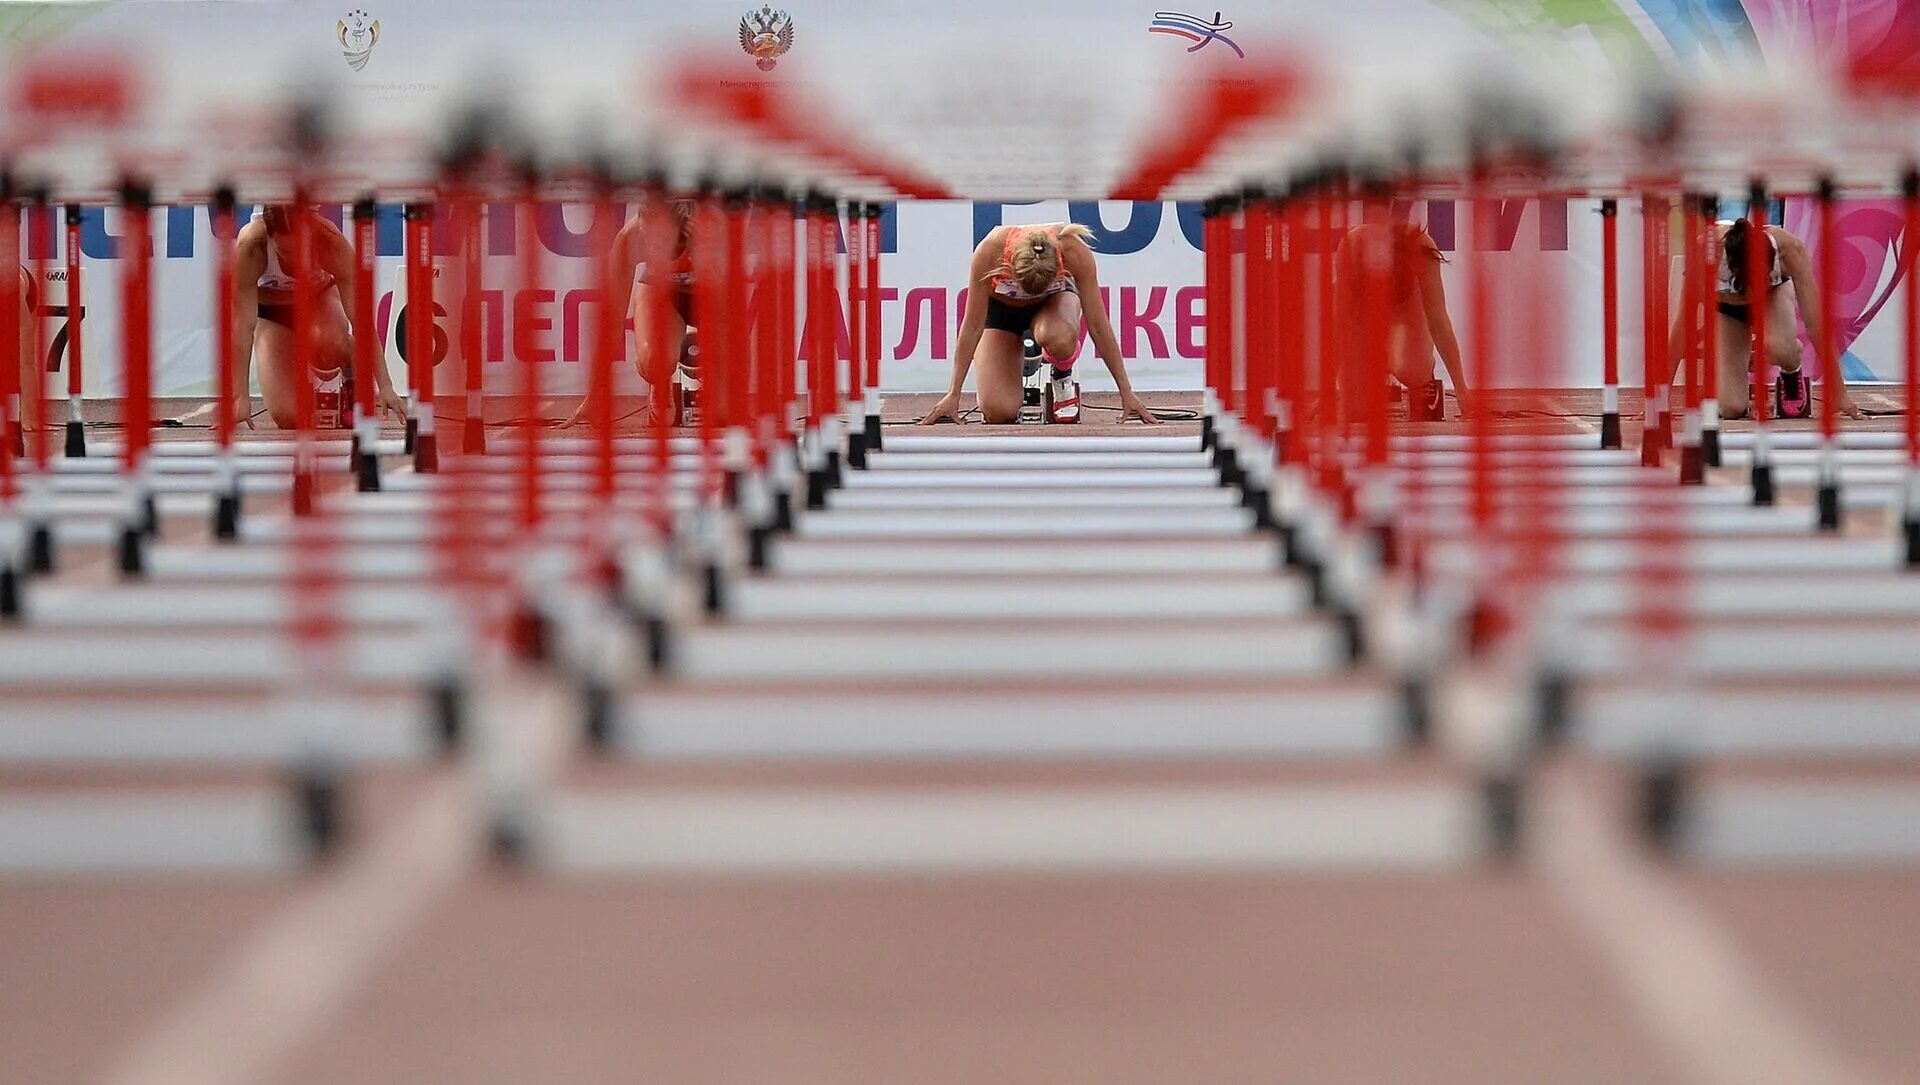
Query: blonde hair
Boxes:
[
  {"xmin": 983, "ymin": 223, "xmax": 1093, "ymax": 295},
  {"xmin": 668, "ymin": 199, "xmax": 697, "ymax": 246}
]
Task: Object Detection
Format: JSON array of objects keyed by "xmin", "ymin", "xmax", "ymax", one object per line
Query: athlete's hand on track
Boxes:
[
  {"xmin": 377, "ymin": 384, "xmax": 409, "ymax": 421},
  {"xmin": 918, "ymin": 392, "xmax": 963, "ymax": 425},
  {"xmin": 1122, "ymin": 395, "xmax": 1162, "ymax": 425}
]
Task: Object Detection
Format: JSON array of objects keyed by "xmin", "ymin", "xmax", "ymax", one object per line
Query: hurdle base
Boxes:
[
  {"xmin": 1701, "ymin": 425, "xmax": 1721, "ymax": 468},
  {"xmin": 414, "ymin": 431, "xmax": 439, "ymax": 473},
  {"xmin": 290, "ymin": 469, "xmax": 316, "ymax": 517},
  {"xmin": 1906, "ymin": 517, "xmax": 1920, "ymax": 567},
  {"xmin": 581, "ymin": 679, "xmax": 615, "ymax": 751},
  {"xmin": 773, "ymin": 489, "xmax": 794, "ymax": 532},
  {"xmin": 1534, "ymin": 669, "xmax": 1573, "ymax": 747},
  {"xmin": 643, "ymin": 612, "xmax": 674, "ymax": 674},
  {"xmin": 291, "ymin": 761, "xmax": 345, "ymax": 861},
  {"xmin": 1301, "ymin": 556, "xmax": 1328, "ymax": 609},
  {"xmin": 702, "ymin": 560, "xmax": 727, "ymax": 617},
  {"xmin": 488, "ymin": 812, "xmax": 533, "ymax": 865},
  {"xmin": 1639, "ymin": 430, "xmax": 1662, "ymax": 467},
  {"xmin": 27, "ymin": 523, "xmax": 54, "ymax": 576},
  {"xmin": 1750, "ymin": 463, "xmax": 1775, "ymax": 506},
  {"xmin": 1400, "ymin": 674, "xmax": 1432, "ymax": 748},
  {"xmin": 1636, "ymin": 755, "xmax": 1691, "ymax": 854},
  {"xmin": 1816, "ymin": 482, "xmax": 1841, "ymax": 532},
  {"xmin": 0, "ymin": 565, "xmax": 19, "ymax": 622},
  {"xmin": 747, "ymin": 524, "xmax": 773, "ymax": 571},
  {"xmin": 508, "ymin": 603, "xmax": 550, "ymax": 664},
  {"xmin": 1677, "ymin": 444, "xmax": 1704, "ymax": 485},
  {"xmin": 403, "ymin": 415, "xmax": 418, "ymax": 454},
  {"xmin": 354, "ymin": 442, "xmax": 382, "ymax": 492},
  {"xmin": 1277, "ymin": 522, "xmax": 1301, "ymax": 569},
  {"xmin": 1200, "ymin": 414, "xmax": 1215, "ymax": 452},
  {"xmin": 846, "ymin": 433, "xmax": 867, "ymax": 471},
  {"xmin": 1241, "ymin": 482, "xmax": 1273, "ymax": 529},
  {"xmin": 1336, "ymin": 606, "xmax": 1365, "ymax": 667},
  {"xmin": 430, "ymin": 676, "xmax": 465, "ymax": 753},
  {"xmin": 214, "ymin": 489, "xmax": 241, "ymax": 542},
  {"xmin": 1598, "ymin": 413, "xmax": 1622, "ymax": 450},
  {"xmin": 6, "ymin": 422, "xmax": 22, "ymax": 459},
  {"xmin": 863, "ymin": 413, "xmax": 883, "ymax": 452},
  {"xmin": 1216, "ymin": 446, "xmax": 1242, "ymax": 489},
  {"xmin": 63, "ymin": 420, "xmax": 86, "ymax": 459},
  {"xmin": 805, "ymin": 468, "xmax": 831, "ymax": 511},
  {"xmin": 462, "ymin": 417, "xmax": 486, "ymax": 456},
  {"xmin": 1372, "ymin": 522, "xmax": 1398, "ymax": 570},
  {"xmin": 117, "ymin": 525, "xmax": 145, "ymax": 578},
  {"xmin": 1481, "ymin": 772, "xmax": 1524, "ymax": 861}
]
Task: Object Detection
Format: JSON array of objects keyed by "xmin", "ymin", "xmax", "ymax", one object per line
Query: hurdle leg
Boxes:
[
  {"xmin": 61, "ymin": 204, "xmax": 86, "ymax": 459},
  {"xmin": 1815, "ymin": 177, "xmax": 1842, "ymax": 532},
  {"xmin": 1904, "ymin": 170, "xmax": 1920, "ymax": 564}
]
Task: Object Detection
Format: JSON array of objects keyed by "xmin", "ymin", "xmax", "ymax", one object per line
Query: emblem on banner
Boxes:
[
  {"xmin": 1148, "ymin": 11, "xmax": 1244, "ymax": 58},
  {"xmin": 738, "ymin": 5, "xmax": 794, "ymax": 71},
  {"xmin": 337, "ymin": 10, "xmax": 381, "ymax": 71}
]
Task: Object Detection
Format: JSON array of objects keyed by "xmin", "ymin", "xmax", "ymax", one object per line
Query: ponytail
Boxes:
[{"xmin": 1724, "ymin": 218, "xmax": 1752, "ymax": 297}]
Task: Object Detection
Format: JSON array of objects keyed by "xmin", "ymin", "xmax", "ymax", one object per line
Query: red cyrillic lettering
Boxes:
[
  {"xmin": 1175, "ymin": 285, "xmax": 1205, "ymax": 358},
  {"xmin": 1120, "ymin": 286, "xmax": 1168, "ymax": 358},
  {"xmin": 514, "ymin": 288, "xmax": 556, "ymax": 362}
]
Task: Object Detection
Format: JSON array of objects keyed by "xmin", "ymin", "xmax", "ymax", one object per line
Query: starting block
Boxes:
[
  {"xmin": 1020, "ymin": 342, "xmax": 1080, "ymax": 425},
  {"xmin": 314, "ymin": 369, "xmax": 351, "ymax": 431},
  {"xmin": 664, "ymin": 329, "xmax": 702, "ymax": 428},
  {"xmin": 1776, "ymin": 370, "xmax": 1811, "ymax": 420},
  {"xmin": 1408, "ymin": 379, "xmax": 1445, "ymax": 423}
]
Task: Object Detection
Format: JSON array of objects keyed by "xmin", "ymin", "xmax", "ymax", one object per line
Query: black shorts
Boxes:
[
  {"xmin": 984, "ymin": 296, "xmax": 1040, "ymax": 337},
  {"xmin": 1717, "ymin": 300, "xmax": 1750, "ymax": 324},
  {"xmin": 257, "ymin": 284, "xmax": 336, "ymax": 328}
]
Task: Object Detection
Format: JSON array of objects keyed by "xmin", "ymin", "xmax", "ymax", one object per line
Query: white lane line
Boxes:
[
  {"xmin": 99, "ymin": 773, "xmax": 478, "ymax": 1085},
  {"xmin": 1534, "ymin": 766, "xmax": 1889, "ymax": 1085},
  {"xmin": 100, "ymin": 672, "xmax": 579, "ymax": 1085}
]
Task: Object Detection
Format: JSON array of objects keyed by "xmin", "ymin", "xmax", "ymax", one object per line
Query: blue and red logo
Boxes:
[{"xmin": 1149, "ymin": 11, "xmax": 1243, "ymax": 58}]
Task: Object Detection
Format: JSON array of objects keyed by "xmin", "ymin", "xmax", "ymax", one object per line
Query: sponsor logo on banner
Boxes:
[
  {"xmin": 337, "ymin": 10, "xmax": 381, "ymax": 71},
  {"xmin": 738, "ymin": 5, "xmax": 794, "ymax": 71},
  {"xmin": 1149, "ymin": 10, "xmax": 1243, "ymax": 58}
]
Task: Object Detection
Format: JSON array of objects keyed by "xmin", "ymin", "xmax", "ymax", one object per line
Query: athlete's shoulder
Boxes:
[{"xmin": 232, "ymin": 219, "xmax": 270, "ymax": 258}]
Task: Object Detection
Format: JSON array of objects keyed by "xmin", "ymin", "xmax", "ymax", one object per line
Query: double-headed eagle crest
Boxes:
[{"xmin": 738, "ymin": 5, "xmax": 794, "ymax": 72}]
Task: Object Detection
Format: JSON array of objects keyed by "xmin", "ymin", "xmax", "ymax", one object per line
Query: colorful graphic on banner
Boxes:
[
  {"xmin": 1148, "ymin": 11, "xmax": 1245, "ymax": 58},
  {"xmin": 336, "ymin": 9, "xmax": 380, "ymax": 71},
  {"xmin": 1443, "ymin": 0, "xmax": 1920, "ymax": 380}
]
